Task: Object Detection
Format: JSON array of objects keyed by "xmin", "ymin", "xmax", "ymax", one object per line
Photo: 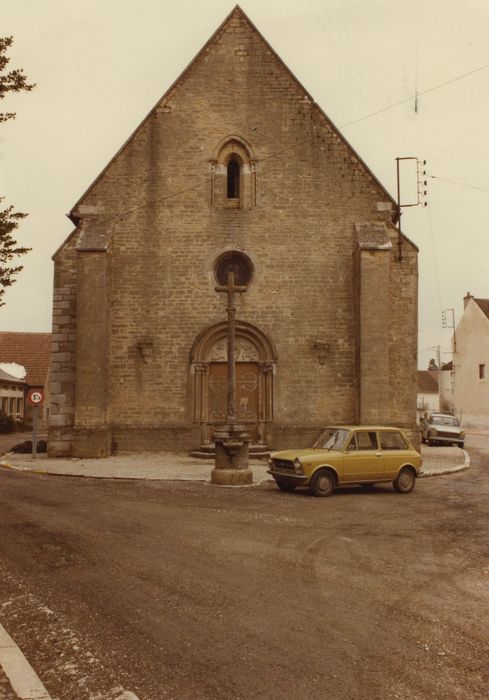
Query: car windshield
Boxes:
[
  {"xmin": 431, "ymin": 415, "xmax": 459, "ymax": 426},
  {"xmin": 313, "ymin": 428, "xmax": 350, "ymax": 451}
]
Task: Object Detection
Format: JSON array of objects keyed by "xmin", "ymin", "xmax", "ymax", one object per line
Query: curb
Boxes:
[
  {"xmin": 0, "ymin": 623, "xmax": 52, "ymax": 699},
  {"xmin": 419, "ymin": 449, "xmax": 470, "ymax": 478},
  {"xmin": 1, "ymin": 454, "xmax": 470, "ymax": 483}
]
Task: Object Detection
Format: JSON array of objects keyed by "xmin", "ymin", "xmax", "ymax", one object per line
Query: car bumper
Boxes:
[{"xmin": 267, "ymin": 469, "xmax": 309, "ymax": 483}]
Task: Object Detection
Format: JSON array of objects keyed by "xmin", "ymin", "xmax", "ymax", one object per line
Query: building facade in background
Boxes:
[
  {"xmin": 0, "ymin": 367, "xmax": 25, "ymax": 423},
  {"xmin": 0, "ymin": 332, "xmax": 51, "ymax": 429},
  {"xmin": 48, "ymin": 6, "xmax": 418, "ymax": 458},
  {"xmin": 453, "ymin": 293, "xmax": 489, "ymax": 429},
  {"xmin": 416, "ymin": 370, "xmax": 439, "ymax": 420}
]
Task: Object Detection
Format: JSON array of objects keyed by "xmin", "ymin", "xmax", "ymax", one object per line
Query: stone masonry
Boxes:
[{"xmin": 48, "ymin": 6, "xmax": 418, "ymax": 458}]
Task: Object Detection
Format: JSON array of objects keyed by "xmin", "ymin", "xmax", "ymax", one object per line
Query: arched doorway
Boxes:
[{"xmin": 190, "ymin": 320, "xmax": 276, "ymax": 448}]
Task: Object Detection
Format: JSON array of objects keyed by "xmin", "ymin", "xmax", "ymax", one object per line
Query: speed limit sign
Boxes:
[{"xmin": 27, "ymin": 389, "xmax": 45, "ymax": 406}]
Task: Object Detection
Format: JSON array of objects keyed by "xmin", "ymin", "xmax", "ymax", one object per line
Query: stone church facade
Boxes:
[{"xmin": 48, "ymin": 6, "xmax": 418, "ymax": 458}]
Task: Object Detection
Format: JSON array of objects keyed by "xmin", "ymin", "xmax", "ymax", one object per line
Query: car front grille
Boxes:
[
  {"xmin": 272, "ymin": 459, "xmax": 295, "ymax": 471},
  {"xmin": 435, "ymin": 431, "xmax": 461, "ymax": 440}
]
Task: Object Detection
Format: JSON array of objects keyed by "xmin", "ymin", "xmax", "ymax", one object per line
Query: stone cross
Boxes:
[{"xmin": 215, "ymin": 271, "xmax": 247, "ymax": 426}]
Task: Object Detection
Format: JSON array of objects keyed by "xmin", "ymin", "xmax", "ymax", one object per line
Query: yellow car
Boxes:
[{"xmin": 268, "ymin": 426, "xmax": 422, "ymax": 497}]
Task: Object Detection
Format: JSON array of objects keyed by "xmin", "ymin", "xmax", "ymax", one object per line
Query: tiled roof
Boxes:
[
  {"xmin": 0, "ymin": 367, "xmax": 25, "ymax": 384},
  {"xmin": 0, "ymin": 332, "xmax": 51, "ymax": 386},
  {"xmin": 474, "ymin": 298, "xmax": 489, "ymax": 320},
  {"xmin": 417, "ymin": 370, "xmax": 438, "ymax": 394}
]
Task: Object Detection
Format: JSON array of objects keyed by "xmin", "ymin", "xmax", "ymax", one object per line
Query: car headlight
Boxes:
[
  {"xmin": 294, "ymin": 458, "xmax": 302, "ymax": 474},
  {"xmin": 268, "ymin": 456, "xmax": 273, "ymax": 467},
  {"xmin": 430, "ymin": 428, "xmax": 437, "ymax": 436},
  {"xmin": 460, "ymin": 431, "xmax": 465, "ymax": 439}
]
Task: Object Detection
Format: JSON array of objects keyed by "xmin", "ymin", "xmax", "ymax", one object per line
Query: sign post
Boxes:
[{"xmin": 27, "ymin": 389, "xmax": 45, "ymax": 459}]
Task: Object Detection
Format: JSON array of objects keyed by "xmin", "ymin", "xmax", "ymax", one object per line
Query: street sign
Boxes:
[{"xmin": 27, "ymin": 389, "xmax": 45, "ymax": 406}]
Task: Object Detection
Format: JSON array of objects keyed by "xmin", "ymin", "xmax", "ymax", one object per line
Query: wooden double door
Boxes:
[{"xmin": 208, "ymin": 362, "xmax": 259, "ymax": 442}]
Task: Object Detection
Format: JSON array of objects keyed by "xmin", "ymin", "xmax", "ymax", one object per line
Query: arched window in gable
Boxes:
[{"xmin": 210, "ymin": 136, "xmax": 256, "ymax": 210}]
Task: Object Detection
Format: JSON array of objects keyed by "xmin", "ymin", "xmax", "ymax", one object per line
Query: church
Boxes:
[{"xmin": 48, "ymin": 6, "xmax": 418, "ymax": 458}]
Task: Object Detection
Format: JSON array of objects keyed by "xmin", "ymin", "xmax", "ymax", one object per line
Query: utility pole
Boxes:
[
  {"xmin": 395, "ymin": 156, "xmax": 428, "ymax": 259},
  {"xmin": 442, "ymin": 308, "xmax": 457, "ymax": 353}
]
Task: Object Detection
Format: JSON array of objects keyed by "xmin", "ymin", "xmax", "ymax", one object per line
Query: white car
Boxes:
[{"xmin": 421, "ymin": 413, "xmax": 465, "ymax": 448}]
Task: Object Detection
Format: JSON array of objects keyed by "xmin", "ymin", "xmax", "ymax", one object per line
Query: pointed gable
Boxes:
[{"xmin": 64, "ymin": 5, "xmax": 399, "ymax": 232}]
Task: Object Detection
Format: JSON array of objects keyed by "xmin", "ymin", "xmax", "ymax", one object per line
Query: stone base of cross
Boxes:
[{"xmin": 211, "ymin": 423, "xmax": 252, "ymax": 485}]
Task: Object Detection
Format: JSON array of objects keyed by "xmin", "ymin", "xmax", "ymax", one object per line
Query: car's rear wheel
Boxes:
[
  {"xmin": 309, "ymin": 469, "xmax": 335, "ymax": 497},
  {"xmin": 275, "ymin": 478, "xmax": 296, "ymax": 493},
  {"xmin": 393, "ymin": 467, "xmax": 416, "ymax": 494}
]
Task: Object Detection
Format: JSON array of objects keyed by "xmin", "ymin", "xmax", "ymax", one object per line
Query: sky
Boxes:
[{"xmin": 1, "ymin": 0, "xmax": 488, "ymax": 371}]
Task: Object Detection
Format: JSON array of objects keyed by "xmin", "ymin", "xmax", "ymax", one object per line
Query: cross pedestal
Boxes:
[
  {"xmin": 212, "ymin": 423, "xmax": 252, "ymax": 484},
  {"xmin": 211, "ymin": 271, "xmax": 252, "ymax": 485}
]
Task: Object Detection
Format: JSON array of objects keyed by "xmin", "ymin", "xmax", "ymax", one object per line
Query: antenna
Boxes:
[{"xmin": 415, "ymin": 39, "xmax": 419, "ymax": 113}]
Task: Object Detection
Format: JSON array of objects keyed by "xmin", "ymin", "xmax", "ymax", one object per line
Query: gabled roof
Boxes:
[
  {"xmin": 0, "ymin": 332, "xmax": 51, "ymax": 386},
  {"xmin": 68, "ymin": 4, "xmax": 399, "ymax": 223},
  {"xmin": 0, "ymin": 367, "xmax": 25, "ymax": 385},
  {"xmin": 417, "ymin": 370, "xmax": 438, "ymax": 394},
  {"xmin": 474, "ymin": 298, "xmax": 489, "ymax": 320}
]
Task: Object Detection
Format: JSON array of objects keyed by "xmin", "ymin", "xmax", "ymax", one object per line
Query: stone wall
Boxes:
[{"xmin": 48, "ymin": 8, "xmax": 418, "ymax": 456}]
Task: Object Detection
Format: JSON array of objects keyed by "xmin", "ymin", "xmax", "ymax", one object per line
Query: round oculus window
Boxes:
[{"xmin": 214, "ymin": 251, "xmax": 254, "ymax": 287}]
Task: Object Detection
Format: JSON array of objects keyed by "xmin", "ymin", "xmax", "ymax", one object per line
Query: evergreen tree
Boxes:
[{"xmin": 0, "ymin": 36, "xmax": 35, "ymax": 306}]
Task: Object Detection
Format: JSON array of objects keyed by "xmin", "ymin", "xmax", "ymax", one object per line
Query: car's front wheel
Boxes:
[
  {"xmin": 393, "ymin": 467, "xmax": 416, "ymax": 494},
  {"xmin": 309, "ymin": 469, "xmax": 335, "ymax": 497},
  {"xmin": 275, "ymin": 478, "xmax": 296, "ymax": 493}
]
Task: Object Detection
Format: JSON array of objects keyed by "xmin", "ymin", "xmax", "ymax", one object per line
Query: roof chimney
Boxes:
[{"xmin": 464, "ymin": 292, "xmax": 474, "ymax": 310}]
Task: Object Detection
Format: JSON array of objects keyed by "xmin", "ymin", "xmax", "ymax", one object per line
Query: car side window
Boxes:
[
  {"xmin": 355, "ymin": 431, "xmax": 378, "ymax": 450},
  {"xmin": 380, "ymin": 431, "xmax": 408, "ymax": 450}
]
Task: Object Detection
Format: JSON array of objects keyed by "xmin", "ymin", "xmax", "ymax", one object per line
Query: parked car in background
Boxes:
[
  {"xmin": 268, "ymin": 426, "xmax": 422, "ymax": 497},
  {"xmin": 420, "ymin": 412, "xmax": 465, "ymax": 448}
]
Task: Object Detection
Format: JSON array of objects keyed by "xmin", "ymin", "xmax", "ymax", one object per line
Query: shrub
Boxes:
[{"xmin": 0, "ymin": 411, "xmax": 16, "ymax": 433}]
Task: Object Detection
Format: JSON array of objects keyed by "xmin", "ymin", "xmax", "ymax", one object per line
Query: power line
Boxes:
[
  {"xmin": 89, "ymin": 139, "xmax": 310, "ymax": 228},
  {"xmin": 340, "ymin": 61, "xmax": 489, "ymax": 128},
  {"xmin": 75, "ymin": 58, "xmax": 489, "ymax": 228},
  {"xmin": 430, "ymin": 174, "xmax": 489, "ymax": 194}
]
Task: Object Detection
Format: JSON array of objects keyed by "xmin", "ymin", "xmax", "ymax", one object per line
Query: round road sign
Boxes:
[{"xmin": 27, "ymin": 389, "xmax": 45, "ymax": 406}]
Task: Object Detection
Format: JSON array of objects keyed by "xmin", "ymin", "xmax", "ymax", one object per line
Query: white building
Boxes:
[
  {"xmin": 0, "ymin": 367, "xmax": 25, "ymax": 422},
  {"xmin": 453, "ymin": 293, "xmax": 489, "ymax": 429}
]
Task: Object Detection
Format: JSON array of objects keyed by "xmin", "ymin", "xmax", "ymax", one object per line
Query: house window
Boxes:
[
  {"xmin": 479, "ymin": 364, "xmax": 486, "ymax": 380},
  {"xmin": 227, "ymin": 159, "xmax": 240, "ymax": 199}
]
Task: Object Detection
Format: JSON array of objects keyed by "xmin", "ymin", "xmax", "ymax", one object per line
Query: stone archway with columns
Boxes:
[{"xmin": 190, "ymin": 320, "xmax": 277, "ymax": 448}]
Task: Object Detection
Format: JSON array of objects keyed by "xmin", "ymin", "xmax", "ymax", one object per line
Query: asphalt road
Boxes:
[{"xmin": 0, "ymin": 441, "xmax": 488, "ymax": 699}]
